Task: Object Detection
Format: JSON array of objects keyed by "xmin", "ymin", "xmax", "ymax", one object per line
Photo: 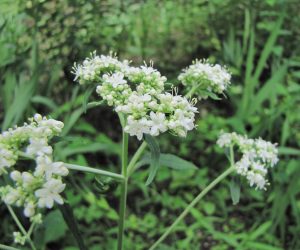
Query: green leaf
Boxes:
[
  {"xmin": 144, "ymin": 135, "xmax": 160, "ymax": 185},
  {"xmin": 158, "ymin": 153, "xmax": 197, "ymax": 170},
  {"xmin": 58, "ymin": 204, "xmax": 87, "ymax": 250},
  {"xmin": 82, "ymin": 86, "xmax": 94, "ymax": 113},
  {"xmin": 43, "ymin": 210, "xmax": 68, "ymax": 243},
  {"xmin": 229, "ymin": 177, "xmax": 240, "ymax": 205},
  {"xmin": 278, "ymin": 147, "xmax": 300, "ymax": 156},
  {"xmin": 249, "ymin": 221, "xmax": 272, "ymax": 240},
  {"xmin": 61, "ymin": 108, "xmax": 84, "ymax": 136},
  {"xmin": 31, "ymin": 95, "xmax": 58, "ymax": 110},
  {"xmin": 135, "ymin": 153, "xmax": 196, "ymax": 172}
]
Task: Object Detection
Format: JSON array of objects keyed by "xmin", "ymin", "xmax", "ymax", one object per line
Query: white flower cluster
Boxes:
[
  {"xmin": 72, "ymin": 51, "xmax": 129, "ymax": 85},
  {"xmin": 217, "ymin": 132, "xmax": 279, "ymax": 190},
  {"xmin": 0, "ymin": 114, "xmax": 68, "ymax": 220},
  {"xmin": 73, "ymin": 52, "xmax": 198, "ymax": 140},
  {"xmin": 178, "ymin": 59, "xmax": 231, "ymax": 99}
]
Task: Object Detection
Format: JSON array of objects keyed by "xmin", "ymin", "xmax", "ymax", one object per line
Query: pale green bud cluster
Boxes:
[
  {"xmin": 178, "ymin": 59, "xmax": 231, "ymax": 99},
  {"xmin": 217, "ymin": 132, "xmax": 279, "ymax": 190},
  {"xmin": 13, "ymin": 232, "xmax": 26, "ymax": 245},
  {"xmin": 0, "ymin": 114, "xmax": 68, "ymax": 223},
  {"xmin": 73, "ymin": 52, "xmax": 198, "ymax": 140}
]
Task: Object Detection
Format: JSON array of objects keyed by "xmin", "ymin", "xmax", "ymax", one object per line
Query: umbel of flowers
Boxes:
[
  {"xmin": 178, "ymin": 59, "xmax": 231, "ymax": 99},
  {"xmin": 72, "ymin": 52, "xmax": 198, "ymax": 140},
  {"xmin": 217, "ymin": 132, "xmax": 279, "ymax": 190},
  {"xmin": 0, "ymin": 114, "xmax": 68, "ymax": 223}
]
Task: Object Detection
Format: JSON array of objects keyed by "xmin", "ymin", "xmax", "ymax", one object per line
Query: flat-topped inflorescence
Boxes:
[
  {"xmin": 72, "ymin": 51, "xmax": 130, "ymax": 84},
  {"xmin": 178, "ymin": 59, "xmax": 231, "ymax": 99},
  {"xmin": 72, "ymin": 52, "xmax": 198, "ymax": 140},
  {"xmin": 0, "ymin": 114, "xmax": 68, "ymax": 220},
  {"xmin": 217, "ymin": 132, "xmax": 279, "ymax": 190}
]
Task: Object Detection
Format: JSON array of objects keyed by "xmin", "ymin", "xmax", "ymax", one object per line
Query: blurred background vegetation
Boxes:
[{"xmin": 0, "ymin": 0, "xmax": 299, "ymax": 249}]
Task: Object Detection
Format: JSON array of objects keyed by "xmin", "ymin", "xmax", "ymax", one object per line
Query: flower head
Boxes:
[
  {"xmin": 217, "ymin": 132, "xmax": 279, "ymax": 190},
  {"xmin": 178, "ymin": 59, "xmax": 231, "ymax": 99},
  {"xmin": 0, "ymin": 114, "xmax": 68, "ymax": 220},
  {"xmin": 73, "ymin": 52, "xmax": 198, "ymax": 140},
  {"xmin": 35, "ymin": 179, "xmax": 65, "ymax": 208}
]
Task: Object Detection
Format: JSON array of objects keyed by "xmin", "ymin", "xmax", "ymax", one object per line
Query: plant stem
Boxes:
[
  {"xmin": 186, "ymin": 84, "xmax": 199, "ymax": 98},
  {"xmin": 17, "ymin": 152, "xmax": 124, "ymax": 181},
  {"xmin": 149, "ymin": 166, "xmax": 235, "ymax": 250},
  {"xmin": 127, "ymin": 141, "xmax": 148, "ymax": 176},
  {"xmin": 0, "ymin": 244, "xmax": 21, "ymax": 250},
  {"xmin": 65, "ymin": 163, "xmax": 124, "ymax": 181},
  {"xmin": 117, "ymin": 130, "xmax": 129, "ymax": 250},
  {"xmin": 6, "ymin": 205, "xmax": 37, "ymax": 250}
]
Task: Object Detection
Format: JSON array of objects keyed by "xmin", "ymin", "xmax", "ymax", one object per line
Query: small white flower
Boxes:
[
  {"xmin": 26, "ymin": 138, "xmax": 53, "ymax": 156},
  {"xmin": 24, "ymin": 201, "xmax": 36, "ymax": 217},
  {"xmin": 34, "ymin": 113, "xmax": 43, "ymax": 122},
  {"xmin": 149, "ymin": 112, "xmax": 168, "ymax": 136},
  {"xmin": 10, "ymin": 171, "xmax": 22, "ymax": 182},
  {"xmin": 217, "ymin": 133, "xmax": 235, "ymax": 147},
  {"xmin": 103, "ymin": 72, "xmax": 127, "ymax": 88},
  {"xmin": 217, "ymin": 132, "xmax": 279, "ymax": 190},
  {"xmin": 35, "ymin": 156, "xmax": 69, "ymax": 179},
  {"xmin": 35, "ymin": 179, "xmax": 66, "ymax": 208},
  {"xmin": 246, "ymin": 171, "xmax": 267, "ymax": 190},
  {"xmin": 124, "ymin": 118, "xmax": 151, "ymax": 140},
  {"xmin": 22, "ymin": 172, "xmax": 36, "ymax": 188},
  {"xmin": 178, "ymin": 59, "xmax": 231, "ymax": 99},
  {"xmin": 3, "ymin": 188, "xmax": 21, "ymax": 205}
]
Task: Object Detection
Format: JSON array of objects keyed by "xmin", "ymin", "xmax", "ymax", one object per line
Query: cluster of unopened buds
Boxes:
[
  {"xmin": 0, "ymin": 114, "xmax": 68, "ymax": 230},
  {"xmin": 217, "ymin": 132, "xmax": 279, "ymax": 190},
  {"xmin": 178, "ymin": 59, "xmax": 231, "ymax": 99},
  {"xmin": 72, "ymin": 52, "xmax": 198, "ymax": 140}
]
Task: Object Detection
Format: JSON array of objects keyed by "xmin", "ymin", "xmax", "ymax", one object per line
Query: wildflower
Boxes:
[
  {"xmin": 217, "ymin": 132, "xmax": 279, "ymax": 190},
  {"xmin": 178, "ymin": 59, "xmax": 231, "ymax": 99},
  {"xmin": 35, "ymin": 179, "xmax": 65, "ymax": 208},
  {"xmin": 26, "ymin": 138, "xmax": 53, "ymax": 156},
  {"xmin": 0, "ymin": 114, "xmax": 68, "ymax": 220},
  {"xmin": 73, "ymin": 52, "xmax": 198, "ymax": 140},
  {"xmin": 35, "ymin": 156, "xmax": 68, "ymax": 180},
  {"xmin": 24, "ymin": 201, "xmax": 36, "ymax": 217}
]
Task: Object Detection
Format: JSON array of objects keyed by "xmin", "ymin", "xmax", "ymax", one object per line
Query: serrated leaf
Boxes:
[
  {"xmin": 144, "ymin": 135, "xmax": 160, "ymax": 185},
  {"xmin": 229, "ymin": 177, "xmax": 241, "ymax": 205}
]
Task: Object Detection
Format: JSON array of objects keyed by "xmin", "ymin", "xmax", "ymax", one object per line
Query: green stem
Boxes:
[
  {"xmin": 17, "ymin": 151, "xmax": 124, "ymax": 181},
  {"xmin": 117, "ymin": 130, "xmax": 129, "ymax": 250},
  {"xmin": 65, "ymin": 163, "xmax": 124, "ymax": 181},
  {"xmin": 6, "ymin": 205, "xmax": 36, "ymax": 250},
  {"xmin": 149, "ymin": 166, "xmax": 235, "ymax": 250},
  {"xmin": 186, "ymin": 84, "xmax": 199, "ymax": 98},
  {"xmin": 127, "ymin": 141, "xmax": 148, "ymax": 176},
  {"xmin": 27, "ymin": 222, "xmax": 36, "ymax": 238},
  {"xmin": 0, "ymin": 244, "xmax": 21, "ymax": 250}
]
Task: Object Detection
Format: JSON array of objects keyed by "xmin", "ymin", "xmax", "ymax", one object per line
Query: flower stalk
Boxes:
[
  {"xmin": 149, "ymin": 166, "xmax": 235, "ymax": 250},
  {"xmin": 6, "ymin": 205, "xmax": 37, "ymax": 250}
]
